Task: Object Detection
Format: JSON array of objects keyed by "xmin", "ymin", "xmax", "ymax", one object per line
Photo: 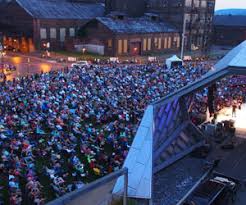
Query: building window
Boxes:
[
  {"xmin": 158, "ymin": 38, "xmax": 162, "ymax": 49},
  {"xmin": 60, "ymin": 28, "xmax": 66, "ymax": 42},
  {"xmin": 69, "ymin": 28, "xmax": 75, "ymax": 37},
  {"xmin": 208, "ymin": 2, "xmax": 215, "ymax": 8},
  {"xmin": 50, "ymin": 28, "xmax": 56, "ymax": 39},
  {"xmin": 185, "ymin": 0, "xmax": 192, "ymax": 7},
  {"xmin": 40, "ymin": 28, "xmax": 47, "ymax": 39},
  {"xmin": 173, "ymin": 36, "xmax": 180, "ymax": 48},
  {"xmin": 147, "ymin": 38, "xmax": 151, "ymax": 50},
  {"xmin": 164, "ymin": 37, "xmax": 168, "ymax": 49},
  {"xmin": 118, "ymin": 39, "xmax": 122, "ymax": 54},
  {"xmin": 194, "ymin": 0, "xmax": 199, "ymax": 7},
  {"xmin": 123, "ymin": 39, "xmax": 128, "ymax": 53},
  {"xmin": 154, "ymin": 38, "xmax": 158, "ymax": 48},
  {"xmin": 185, "ymin": 14, "xmax": 191, "ymax": 23},
  {"xmin": 201, "ymin": 0, "xmax": 207, "ymax": 8},
  {"xmin": 176, "ymin": 36, "xmax": 180, "ymax": 48},
  {"xmin": 108, "ymin": 39, "xmax": 112, "ymax": 48},
  {"xmin": 143, "ymin": 38, "xmax": 147, "ymax": 51},
  {"xmin": 168, "ymin": 37, "xmax": 172, "ymax": 48}
]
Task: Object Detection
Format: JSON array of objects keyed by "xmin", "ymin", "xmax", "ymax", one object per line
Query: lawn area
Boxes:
[{"xmin": 54, "ymin": 50, "xmax": 110, "ymax": 61}]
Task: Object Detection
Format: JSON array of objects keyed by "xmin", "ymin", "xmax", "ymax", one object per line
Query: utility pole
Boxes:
[{"xmin": 181, "ymin": 14, "xmax": 187, "ymax": 60}]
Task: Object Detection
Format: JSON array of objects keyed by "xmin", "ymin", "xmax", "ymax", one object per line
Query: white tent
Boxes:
[{"xmin": 166, "ymin": 55, "xmax": 183, "ymax": 69}]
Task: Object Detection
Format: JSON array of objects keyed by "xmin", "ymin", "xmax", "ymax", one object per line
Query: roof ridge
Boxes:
[{"xmin": 15, "ymin": 0, "xmax": 105, "ymax": 19}]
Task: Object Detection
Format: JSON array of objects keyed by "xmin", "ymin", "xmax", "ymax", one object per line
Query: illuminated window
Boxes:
[
  {"xmin": 173, "ymin": 36, "xmax": 180, "ymax": 48},
  {"xmin": 164, "ymin": 37, "xmax": 168, "ymax": 49},
  {"xmin": 143, "ymin": 38, "xmax": 147, "ymax": 51},
  {"xmin": 118, "ymin": 39, "xmax": 122, "ymax": 54},
  {"xmin": 176, "ymin": 36, "xmax": 180, "ymax": 48},
  {"xmin": 154, "ymin": 37, "xmax": 158, "ymax": 48},
  {"xmin": 158, "ymin": 38, "xmax": 162, "ymax": 49},
  {"xmin": 168, "ymin": 37, "xmax": 172, "ymax": 48},
  {"xmin": 123, "ymin": 39, "xmax": 128, "ymax": 53},
  {"xmin": 147, "ymin": 38, "xmax": 151, "ymax": 50},
  {"xmin": 108, "ymin": 39, "xmax": 112, "ymax": 48}
]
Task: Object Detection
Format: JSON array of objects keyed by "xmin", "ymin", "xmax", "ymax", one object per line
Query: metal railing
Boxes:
[{"xmin": 47, "ymin": 168, "xmax": 128, "ymax": 205}]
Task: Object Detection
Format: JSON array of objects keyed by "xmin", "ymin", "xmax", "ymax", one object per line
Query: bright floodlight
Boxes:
[{"xmin": 216, "ymin": 104, "xmax": 246, "ymax": 131}]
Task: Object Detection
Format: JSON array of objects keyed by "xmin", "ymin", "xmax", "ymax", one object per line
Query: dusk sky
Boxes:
[{"xmin": 215, "ymin": 0, "xmax": 246, "ymax": 10}]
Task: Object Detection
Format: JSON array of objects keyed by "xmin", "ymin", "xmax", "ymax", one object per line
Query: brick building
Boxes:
[
  {"xmin": 81, "ymin": 15, "xmax": 180, "ymax": 56},
  {"xmin": 213, "ymin": 15, "xmax": 246, "ymax": 46},
  {"xmin": 0, "ymin": 0, "xmax": 216, "ymax": 55},
  {"xmin": 105, "ymin": 0, "xmax": 216, "ymax": 51},
  {"xmin": 0, "ymin": 0, "xmax": 104, "ymax": 52}
]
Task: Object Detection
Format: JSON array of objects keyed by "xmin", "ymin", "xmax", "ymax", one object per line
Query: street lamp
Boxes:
[{"xmin": 82, "ymin": 48, "xmax": 86, "ymax": 54}]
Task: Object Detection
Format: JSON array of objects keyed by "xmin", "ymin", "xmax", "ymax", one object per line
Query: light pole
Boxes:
[
  {"xmin": 27, "ymin": 57, "xmax": 30, "ymax": 76},
  {"xmin": 0, "ymin": 53, "xmax": 3, "ymax": 74},
  {"xmin": 181, "ymin": 14, "xmax": 187, "ymax": 60},
  {"xmin": 0, "ymin": 43, "xmax": 4, "ymax": 74}
]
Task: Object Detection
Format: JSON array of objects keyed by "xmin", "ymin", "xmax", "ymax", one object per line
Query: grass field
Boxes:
[{"xmin": 54, "ymin": 50, "xmax": 110, "ymax": 61}]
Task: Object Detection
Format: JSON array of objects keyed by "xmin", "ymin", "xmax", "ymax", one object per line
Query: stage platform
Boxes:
[
  {"xmin": 211, "ymin": 103, "xmax": 246, "ymax": 181},
  {"xmin": 216, "ymin": 103, "xmax": 246, "ymax": 133},
  {"xmin": 215, "ymin": 139, "xmax": 246, "ymax": 181},
  {"xmin": 152, "ymin": 104, "xmax": 246, "ymax": 205}
]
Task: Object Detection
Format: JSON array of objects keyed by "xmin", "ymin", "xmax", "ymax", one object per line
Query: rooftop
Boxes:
[
  {"xmin": 214, "ymin": 15, "xmax": 246, "ymax": 27},
  {"xmin": 15, "ymin": 0, "xmax": 105, "ymax": 20},
  {"xmin": 95, "ymin": 17, "xmax": 178, "ymax": 34}
]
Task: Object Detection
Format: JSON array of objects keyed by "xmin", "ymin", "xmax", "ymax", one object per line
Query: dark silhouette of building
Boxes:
[{"xmin": 213, "ymin": 15, "xmax": 246, "ymax": 46}]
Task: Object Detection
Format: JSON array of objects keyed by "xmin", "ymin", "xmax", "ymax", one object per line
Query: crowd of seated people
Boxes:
[
  {"xmin": 0, "ymin": 62, "xmax": 212, "ymax": 204},
  {"xmin": 189, "ymin": 76, "xmax": 246, "ymax": 124},
  {"xmin": 215, "ymin": 76, "xmax": 245, "ymax": 112}
]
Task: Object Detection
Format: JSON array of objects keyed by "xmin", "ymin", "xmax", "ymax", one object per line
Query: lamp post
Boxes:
[
  {"xmin": 27, "ymin": 57, "xmax": 30, "ymax": 76},
  {"xmin": 181, "ymin": 14, "xmax": 187, "ymax": 60},
  {"xmin": 0, "ymin": 43, "xmax": 4, "ymax": 74},
  {"xmin": 0, "ymin": 52, "xmax": 3, "ymax": 74}
]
